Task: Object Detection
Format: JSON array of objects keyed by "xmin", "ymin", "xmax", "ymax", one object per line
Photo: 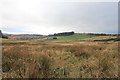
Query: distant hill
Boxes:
[
  {"xmin": 1, "ymin": 30, "xmax": 118, "ymax": 41},
  {"xmin": 0, "ymin": 30, "xmax": 46, "ymax": 40},
  {"xmin": 38, "ymin": 33, "xmax": 119, "ymax": 42},
  {"xmin": 5, "ymin": 34, "xmax": 46, "ymax": 40}
]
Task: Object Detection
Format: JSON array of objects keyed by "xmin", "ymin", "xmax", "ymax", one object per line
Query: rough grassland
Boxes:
[{"xmin": 2, "ymin": 38, "xmax": 119, "ymax": 78}]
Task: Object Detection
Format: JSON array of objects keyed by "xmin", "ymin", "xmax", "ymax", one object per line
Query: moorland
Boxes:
[{"xmin": 1, "ymin": 33, "xmax": 120, "ymax": 78}]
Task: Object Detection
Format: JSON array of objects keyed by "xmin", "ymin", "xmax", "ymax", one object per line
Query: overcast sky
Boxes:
[{"xmin": 0, "ymin": 0, "xmax": 118, "ymax": 35}]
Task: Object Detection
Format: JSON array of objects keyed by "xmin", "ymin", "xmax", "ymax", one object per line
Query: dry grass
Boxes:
[{"xmin": 2, "ymin": 40, "xmax": 119, "ymax": 78}]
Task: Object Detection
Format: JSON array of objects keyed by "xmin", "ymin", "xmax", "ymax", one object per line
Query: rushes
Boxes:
[
  {"xmin": 2, "ymin": 46, "xmax": 51, "ymax": 78},
  {"xmin": 2, "ymin": 42, "xmax": 119, "ymax": 78},
  {"xmin": 35, "ymin": 54, "xmax": 51, "ymax": 78}
]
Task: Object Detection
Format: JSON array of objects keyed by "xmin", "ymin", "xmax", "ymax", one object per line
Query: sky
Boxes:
[{"xmin": 0, "ymin": 0, "xmax": 118, "ymax": 35}]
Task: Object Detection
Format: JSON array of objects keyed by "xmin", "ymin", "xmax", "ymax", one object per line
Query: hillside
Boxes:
[
  {"xmin": 37, "ymin": 34, "xmax": 94, "ymax": 42},
  {"xmin": 36, "ymin": 34, "xmax": 119, "ymax": 42},
  {"xmin": 3, "ymin": 33, "xmax": 46, "ymax": 40},
  {"xmin": 50, "ymin": 34, "xmax": 92, "ymax": 42}
]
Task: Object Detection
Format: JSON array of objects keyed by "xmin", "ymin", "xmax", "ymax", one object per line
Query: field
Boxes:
[
  {"xmin": 41, "ymin": 34, "xmax": 92, "ymax": 42},
  {"xmin": 2, "ymin": 35, "xmax": 119, "ymax": 78}
]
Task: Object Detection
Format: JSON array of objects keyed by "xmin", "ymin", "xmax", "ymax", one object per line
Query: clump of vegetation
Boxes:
[{"xmin": 2, "ymin": 46, "xmax": 52, "ymax": 78}]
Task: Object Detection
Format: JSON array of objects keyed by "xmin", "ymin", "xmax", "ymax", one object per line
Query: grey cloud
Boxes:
[{"xmin": 1, "ymin": 0, "xmax": 118, "ymax": 34}]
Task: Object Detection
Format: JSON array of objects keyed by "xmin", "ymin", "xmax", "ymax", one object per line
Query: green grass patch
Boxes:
[{"xmin": 47, "ymin": 34, "xmax": 92, "ymax": 42}]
